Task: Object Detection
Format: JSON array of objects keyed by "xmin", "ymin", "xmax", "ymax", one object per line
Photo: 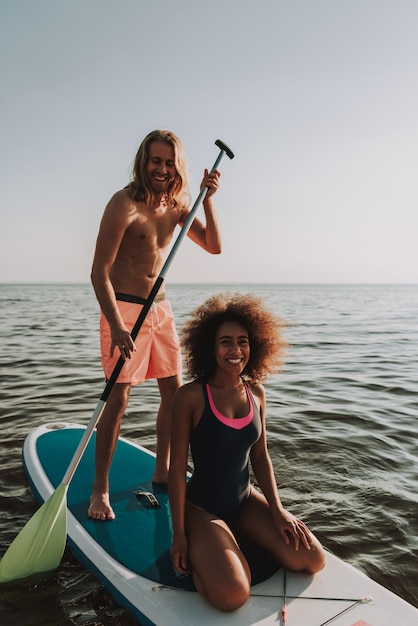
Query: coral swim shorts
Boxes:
[{"xmin": 100, "ymin": 295, "xmax": 181, "ymax": 385}]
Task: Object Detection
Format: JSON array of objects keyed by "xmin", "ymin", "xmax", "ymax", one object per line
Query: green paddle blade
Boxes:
[{"xmin": 0, "ymin": 483, "xmax": 68, "ymax": 583}]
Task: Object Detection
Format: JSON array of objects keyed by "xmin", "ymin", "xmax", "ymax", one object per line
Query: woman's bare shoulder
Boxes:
[
  {"xmin": 176, "ymin": 380, "xmax": 203, "ymax": 400},
  {"xmin": 247, "ymin": 381, "xmax": 266, "ymax": 406}
]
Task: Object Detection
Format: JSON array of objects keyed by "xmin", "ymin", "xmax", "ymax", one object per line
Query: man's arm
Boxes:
[
  {"xmin": 91, "ymin": 191, "xmax": 135, "ymax": 357},
  {"xmin": 182, "ymin": 169, "xmax": 222, "ymax": 254}
]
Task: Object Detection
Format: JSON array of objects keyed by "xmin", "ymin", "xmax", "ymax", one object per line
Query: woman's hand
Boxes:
[
  {"xmin": 171, "ymin": 532, "xmax": 190, "ymax": 575},
  {"xmin": 273, "ymin": 508, "xmax": 314, "ymax": 551}
]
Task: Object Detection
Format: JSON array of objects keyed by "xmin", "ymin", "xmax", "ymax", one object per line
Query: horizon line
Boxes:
[{"xmin": 1, "ymin": 281, "xmax": 417, "ymax": 287}]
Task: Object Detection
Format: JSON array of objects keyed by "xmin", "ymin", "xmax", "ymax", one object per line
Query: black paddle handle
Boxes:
[{"xmin": 215, "ymin": 139, "xmax": 234, "ymax": 160}]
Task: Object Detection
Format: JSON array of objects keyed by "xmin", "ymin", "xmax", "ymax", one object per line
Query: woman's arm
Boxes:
[
  {"xmin": 249, "ymin": 385, "xmax": 283, "ymax": 508},
  {"xmin": 168, "ymin": 384, "xmax": 196, "ymax": 574},
  {"xmin": 250, "ymin": 384, "xmax": 313, "ymax": 551}
]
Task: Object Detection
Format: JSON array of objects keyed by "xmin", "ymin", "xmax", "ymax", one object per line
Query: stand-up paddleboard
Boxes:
[{"xmin": 23, "ymin": 423, "xmax": 418, "ymax": 626}]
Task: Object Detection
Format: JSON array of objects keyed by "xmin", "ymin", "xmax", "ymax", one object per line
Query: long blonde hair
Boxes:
[{"xmin": 128, "ymin": 130, "xmax": 190, "ymax": 207}]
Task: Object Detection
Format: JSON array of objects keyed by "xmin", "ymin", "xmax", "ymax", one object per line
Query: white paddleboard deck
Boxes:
[{"xmin": 22, "ymin": 423, "xmax": 418, "ymax": 626}]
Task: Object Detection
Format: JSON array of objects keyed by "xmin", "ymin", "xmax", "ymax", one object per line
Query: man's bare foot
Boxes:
[{"xmin": 88, "ymin": 492, "xmax": 116, "ymax": 520}]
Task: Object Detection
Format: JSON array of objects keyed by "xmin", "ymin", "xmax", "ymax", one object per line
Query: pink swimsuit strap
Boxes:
[{"xmin": 206, "ymin": 382, "xmax": 254, "ymax": 430}]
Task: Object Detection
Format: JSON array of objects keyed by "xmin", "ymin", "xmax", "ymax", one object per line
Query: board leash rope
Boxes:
[
  {"xmin": 151, "ymin": 577, "xmax": 372, "ymax": 626},
  {"xmin": 277, "ymin": 567, "xmax": 372, "ymax": 626},
  {"xmin": 261, "ymin": 592, "xmax": 372, "ymax": 626},
  {"xmin": 281, "ymin": 568, "xmax": 287, "ymax": 623},
  {"xmin": 319, "ymin": 598, "xmax": 371, "ymax": 626}
]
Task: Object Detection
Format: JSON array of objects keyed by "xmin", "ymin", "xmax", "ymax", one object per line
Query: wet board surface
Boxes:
[{"xmin": 23, "ymin": 423, "xmax": 418, "ymax": 625}]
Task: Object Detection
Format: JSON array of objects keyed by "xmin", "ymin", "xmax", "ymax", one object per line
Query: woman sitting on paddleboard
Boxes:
[{"xmin": 168, "ymin": 293, "xmax": 326, "ymax": 612}]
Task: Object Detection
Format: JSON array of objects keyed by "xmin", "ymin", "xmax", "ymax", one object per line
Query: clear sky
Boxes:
[{"xmin": 1, "ymin": 1, "xmax": 417, "ymax": 284}]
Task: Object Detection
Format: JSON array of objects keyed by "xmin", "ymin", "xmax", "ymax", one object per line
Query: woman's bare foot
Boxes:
[{"xmin": 88, "ymin": 492, "xmax": 115, "ymax": 520}]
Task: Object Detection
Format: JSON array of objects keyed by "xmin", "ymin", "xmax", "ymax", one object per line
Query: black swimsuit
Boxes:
[{"xmin": 185, "ymin": 381, "xmax": 262, "ymax": 522}]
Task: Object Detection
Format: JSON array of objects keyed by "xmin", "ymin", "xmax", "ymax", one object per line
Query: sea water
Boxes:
[{"xmin": 0, "ymin": 283, "xmax": 417, "ymax": 625}]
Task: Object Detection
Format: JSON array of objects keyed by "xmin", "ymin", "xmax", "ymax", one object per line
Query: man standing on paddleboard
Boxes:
[{"xmin": 89, "ymin": 130, "xmax": 222, "ymax": 520}]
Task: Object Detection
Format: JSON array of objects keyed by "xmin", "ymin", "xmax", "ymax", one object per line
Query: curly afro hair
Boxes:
[{"xmin": 181, "ymin": 293, "xmax": 287, "ymax": 383}]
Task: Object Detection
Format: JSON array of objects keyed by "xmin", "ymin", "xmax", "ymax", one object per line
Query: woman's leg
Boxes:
[
  {"xmin": 236, "ymin": 490, "xmax": 326, "ymax": 574},
  {"xmin": 185, "ymin": 503, "xmax": 251, "ymax": 611}
]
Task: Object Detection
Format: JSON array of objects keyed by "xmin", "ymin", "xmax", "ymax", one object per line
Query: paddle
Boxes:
[{"xmin": 0, "ymin": 139, "xmax": 234, "ymax": 584}]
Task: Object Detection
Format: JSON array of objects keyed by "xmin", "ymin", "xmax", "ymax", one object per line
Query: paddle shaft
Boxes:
[{"xmin": 62, "ymin": 140, "xmax": 234, "ymax": 486}]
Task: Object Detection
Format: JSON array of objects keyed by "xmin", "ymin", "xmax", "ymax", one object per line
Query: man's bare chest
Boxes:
[{"xmin": 125, "ymin": 209, "xmax": 181, "ymax": 249}]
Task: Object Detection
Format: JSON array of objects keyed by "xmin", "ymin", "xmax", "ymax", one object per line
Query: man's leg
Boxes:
[
  {"xmin": 88, "ymin": 382, "xmax": 131, "ymax": 520},
  {"xmin": 153, "ymin": 374, "xmax": 181, "ymax": 484}
]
